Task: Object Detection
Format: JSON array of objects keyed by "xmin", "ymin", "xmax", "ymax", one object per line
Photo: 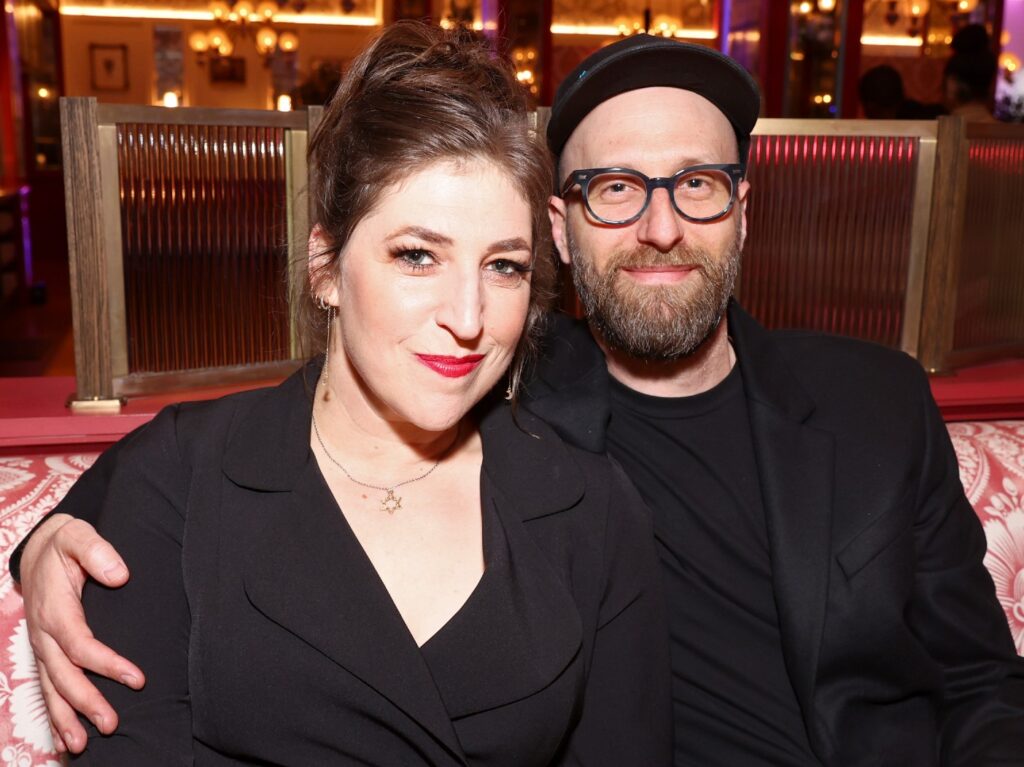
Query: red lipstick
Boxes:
[{"xmin": 416, "ymin": 354, "xmax": 485, "ymax": 378}]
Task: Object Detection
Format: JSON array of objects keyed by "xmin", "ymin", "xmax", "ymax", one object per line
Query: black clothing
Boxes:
[
  {"xmin": 62, "ymin": 365, "xmax": 672, "ymax": 766},
  {"xmin": 525, "ymin": 302, "xmax": 1024, "ymax": 766},
  {"xmin": 608, "ymin": 368, "xmax": 819, "ymax": 765}
]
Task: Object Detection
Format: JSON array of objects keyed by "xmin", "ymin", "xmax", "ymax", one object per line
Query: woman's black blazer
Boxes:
[{"xmin": 63, "ymin": 366, "xmax": 671, "ymax": 766}]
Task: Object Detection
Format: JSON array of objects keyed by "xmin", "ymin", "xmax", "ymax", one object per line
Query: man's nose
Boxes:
[{"xmin": 636, "ymin": 187, "xmax": 686, "ymax": 252}]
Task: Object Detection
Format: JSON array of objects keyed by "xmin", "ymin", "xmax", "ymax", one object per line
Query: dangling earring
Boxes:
[
  {"xmin": 320, "ymin": 301, "xmax": 334, "ymax": 397},
  {"xmin": 505, "ymin": 385, "xmax": 513, "ymax": 401}
]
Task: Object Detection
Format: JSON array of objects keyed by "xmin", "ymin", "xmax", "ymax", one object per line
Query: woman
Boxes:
[{"xmin": 47, "ymin": 22, "xmax": 670, "ymax": 765}]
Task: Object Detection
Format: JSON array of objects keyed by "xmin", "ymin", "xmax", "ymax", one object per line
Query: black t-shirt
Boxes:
[{"xmin": 607, "ymin": 363, "xmax": 821, "ymax": 766}]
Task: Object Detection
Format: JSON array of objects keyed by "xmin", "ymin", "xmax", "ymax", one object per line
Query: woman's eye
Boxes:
[
  {"xmin": 394, "ymin": 249, "xmax": 436, "ymax": 269},
  {"xmin": 485, "ymin": 258, "xmax": 530, "ymax": 286},
  {"xmin": 489, "ymin": 259, "xmax": 523, "ymax": 275}
]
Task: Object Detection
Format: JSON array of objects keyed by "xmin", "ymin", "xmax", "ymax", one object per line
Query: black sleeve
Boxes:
[
  {"xmin": 8, "ymin": 419, "xmax": 160, "ymax": 582},
  {"xmin": 558, "ymin": 460, "xmax": 672, "ymax": 767},
  {"xmin": 65, "ymin": 406, "xmax": 193, "ymax": 766},
  {"xmin": 904, "ymin": 367, "xmax": 1024, "ymax": 765}
]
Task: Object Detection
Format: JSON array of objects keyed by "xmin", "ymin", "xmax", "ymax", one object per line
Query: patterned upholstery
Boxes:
[
  {"xmin": 948, "ymin": 422, "xmax": 1024, "ymax": 655},
  {"xmin": 1, "ymin": 425, "xmax": 1023, "ymax": 760}
]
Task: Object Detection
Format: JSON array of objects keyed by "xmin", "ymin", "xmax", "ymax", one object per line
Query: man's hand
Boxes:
[{"xmin": 19, "ymin": 514, "xmax": 145, "ymax": 754}]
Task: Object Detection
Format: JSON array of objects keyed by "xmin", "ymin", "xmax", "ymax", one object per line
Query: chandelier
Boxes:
[
  {"xmin": 188, "ymin": 0, "xmax": 300, "ymax": 62},
  {"xmin": 877, "ymin": 0, "xmax": 980, "ymax": 37}
]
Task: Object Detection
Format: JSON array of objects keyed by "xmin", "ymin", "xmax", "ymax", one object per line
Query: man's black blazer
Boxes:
[
  {"xmin": 525, "ymin": 301, "xmax": 1024, "ymax": 767},
  {"xmin": 62, "ymin": 365, "xmax": 671, "ymax": 766}
]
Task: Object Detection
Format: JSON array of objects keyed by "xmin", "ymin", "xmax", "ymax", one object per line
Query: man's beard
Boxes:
[{"xmin": 567, "ymin": 222, "xmax": 742, "ymax": 361}]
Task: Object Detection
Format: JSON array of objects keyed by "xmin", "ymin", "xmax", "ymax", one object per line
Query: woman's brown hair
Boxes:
[{"xmin": 302, "ymin": 21, "xmax": 554, "ymax": 400}]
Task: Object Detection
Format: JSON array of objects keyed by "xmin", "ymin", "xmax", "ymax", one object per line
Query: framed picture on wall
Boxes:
[
  {"xmin": 89, "ymin": 44, "xmax": 129, "ymax": 91},
  {"xmin": 209, "ymin": 56, "xmax": 246, "ymax": 85}
]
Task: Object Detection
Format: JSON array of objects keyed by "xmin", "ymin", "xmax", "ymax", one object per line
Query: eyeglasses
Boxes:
[{"xmin": 559, "ymin": 164, "xmax": 746, "ymax": 226}]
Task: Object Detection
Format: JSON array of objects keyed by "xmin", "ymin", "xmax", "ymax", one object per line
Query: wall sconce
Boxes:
[{"xmin": 511, "ymin": 46, "xmax": 538, "ymax": 97}]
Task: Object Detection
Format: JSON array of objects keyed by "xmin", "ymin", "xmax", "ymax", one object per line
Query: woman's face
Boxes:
[{"xmin": 315, "ymin": 158, "xmax": 534, "ymax": 433}]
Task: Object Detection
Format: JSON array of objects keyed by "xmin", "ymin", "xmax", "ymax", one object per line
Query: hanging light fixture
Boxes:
[{"xmin": 189, "ymin": 0, "xmax": 302, "ymax": 64}]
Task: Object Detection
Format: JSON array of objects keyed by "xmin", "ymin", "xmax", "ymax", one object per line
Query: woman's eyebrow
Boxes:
[
  {"xmin": 485, "ymin": 237, "xmax": 531, "ymax": 255},
  {"xmin": 386, "ymin": 225, "xmax": 453, "ymax": 245}
]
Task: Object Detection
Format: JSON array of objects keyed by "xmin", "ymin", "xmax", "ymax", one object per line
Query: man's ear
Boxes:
[
  {"xmin": 735, "ymin": 179, "xmax": 751, "ymax": 251},
  {"xmin": 308, "ymin": 225, "xmax": 341, "ymax": 306},
  {"xmin": 548, "ymin": 195, "xmax": 572, "ymax": 266}
]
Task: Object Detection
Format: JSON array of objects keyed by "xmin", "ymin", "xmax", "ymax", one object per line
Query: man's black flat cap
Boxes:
[{"xmin": 546, "ymin": 35, "xmax": 762, "ymax": 162}]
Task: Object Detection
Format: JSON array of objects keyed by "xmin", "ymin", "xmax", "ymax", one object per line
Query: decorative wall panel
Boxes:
[
  {"xmin": 739, "ymin": 132, "xmax": 919, "ymax": 348},
  {"xmin": 952, "ymin": 138, "xmax": 1024, "ymax": 355},
  {"xmin": 117, "ymin": 123, "xmax": 291, "ymax": 374}
]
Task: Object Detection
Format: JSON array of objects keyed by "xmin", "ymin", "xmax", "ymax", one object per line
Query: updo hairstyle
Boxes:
[{"xmin": 303, "ymin": 21, "xmax": 555, "ymax": 398}]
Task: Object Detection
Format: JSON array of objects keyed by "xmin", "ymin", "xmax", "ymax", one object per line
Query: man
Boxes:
[{"xmin": 13, "ymin": 35, "xmax": 1024, "ymax": 765}]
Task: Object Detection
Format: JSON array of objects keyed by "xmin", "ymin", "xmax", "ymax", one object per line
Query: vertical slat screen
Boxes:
[
  {"xmin": 951, "ymin": 137, "xmax": 1024, "ymax": 355},
  {"xmin": 739, "ymin": 134, "xmax": 919, "ymax": 349},
  {"xmin": 118, "ymin": 123, "xmax": 291, "ymax": 374}
]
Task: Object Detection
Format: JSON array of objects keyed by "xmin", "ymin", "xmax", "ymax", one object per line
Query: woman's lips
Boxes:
[{"xmin": 416, "ymin": 354, "xmax": 485, "ymax": 378}]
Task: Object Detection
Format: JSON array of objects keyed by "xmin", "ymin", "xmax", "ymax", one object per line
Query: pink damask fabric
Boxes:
[
  {"xmin": 0, "ymin": 423, "xmax": 1023, "ymax": 756},
  {"xmin": 948, "ymin": 421, "xmax": 1024, "ymax": 655},
  {"xmin": 0, "ymin": 454, "xmax": 97, "ymax": 765}
]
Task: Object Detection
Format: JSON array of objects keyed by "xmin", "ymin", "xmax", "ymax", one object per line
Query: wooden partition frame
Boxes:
[
  {"xmin": 61, "ymin": 104, "xmax": 1019, "ymax": 405},
  {"xmin": 745, "ymin": 119, "xmax": 938, "ymax": 356},
  {"xmin": 61, "ymin": 98, "xmax": 317, "ymax": 405},
  {"xmin": 918, "ymin": 117, "xmax": 1024, "ymax": 373}
]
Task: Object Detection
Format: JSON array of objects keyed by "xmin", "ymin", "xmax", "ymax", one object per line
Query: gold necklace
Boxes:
[{"xmin": 311, "ymin": 411, "xmax": 459, "ymax": 514}]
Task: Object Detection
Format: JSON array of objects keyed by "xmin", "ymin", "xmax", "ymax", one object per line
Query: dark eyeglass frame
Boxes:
[{"xmin": 559, "ymin": 163, "xmax": 747, "ymax": 226}]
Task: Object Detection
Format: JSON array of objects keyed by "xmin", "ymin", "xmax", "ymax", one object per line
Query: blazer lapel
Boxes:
[
  {"xmin": 414, "ymin": 403, "xmax": 586, "ymax": 718},
  {"xmin": 224, "ymin": 365, "xmax": 465, "ymax": 761},
  {"xmin": 730, "ymin": 304, "xmax": 836, "ymax": 729}
]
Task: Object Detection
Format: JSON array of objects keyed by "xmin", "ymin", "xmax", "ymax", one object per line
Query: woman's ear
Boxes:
[{"xmin": 308, "ymin": 225, "xmax": 341, "ymax": 306}]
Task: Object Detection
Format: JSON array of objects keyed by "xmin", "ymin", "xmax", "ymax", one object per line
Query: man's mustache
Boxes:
[{"xmin": 606, "ymin": 246, "xmax": 712, "ymax": 272}]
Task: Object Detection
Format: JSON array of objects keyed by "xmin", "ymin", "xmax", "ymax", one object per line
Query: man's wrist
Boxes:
[{"xmin": 9, "ymin": 512, "xmax": 70, "ymax": 583}]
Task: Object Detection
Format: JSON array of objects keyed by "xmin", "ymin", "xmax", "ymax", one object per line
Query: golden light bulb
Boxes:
[
  {"xmin": 234, "ymin": 0, "xmax": 254, "ymax": 19},
  {"xmin": 207, "ymin": 27, "xmax": 227, "ymax": 48},
  {"xmin": 255, "ymin": 25, "xmax": 277, "ymax": 54},
  {"xmin": 277, "ymin": 31, "xmax": 298, "ymax": 52},
  {"xmin": 818, "ymin": 0, "xmax": 836, "ymax": 11},
  {"xmin": 256, "ymin": 0, "xmax": 277, "ymax": 20},
  {"xmin": 210, "ymin": 0, "xmax": 230, "ymax": 19},
  {"xmin": 217, "ymin": 38, "xmax": 234, "ymax": 57},
  {"xmin": 188, "ymin": 30, "xmax": 210, "ymax": 52}
]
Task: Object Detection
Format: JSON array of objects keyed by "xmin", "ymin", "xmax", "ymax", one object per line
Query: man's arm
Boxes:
[{"xmin": 14, "ymin": 476, "xmax": 145, "ymax": 753}]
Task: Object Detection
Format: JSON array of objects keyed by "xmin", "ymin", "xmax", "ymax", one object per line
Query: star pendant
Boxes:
[{"xmin": 381, "ymin": 488, "xmax": 402, "ymax": 514}]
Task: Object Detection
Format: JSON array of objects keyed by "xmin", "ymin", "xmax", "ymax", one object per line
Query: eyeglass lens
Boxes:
[{"xmin": 585, "ymin": 169, "xmax": 734, "ymax": 223}]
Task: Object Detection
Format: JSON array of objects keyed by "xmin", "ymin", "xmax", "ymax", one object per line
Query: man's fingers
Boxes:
[
  {"xmin": 60, "ymin": 633, "xmax": 144, "ymax": 691},
  {"xmin": 37, "ymin": 603, "xmax": 145, "ymax": 690},
  {"xmin": 35, "ymin": 634, "xmax": 121, "ymax": 739},
  {"xmin": 37, "ymin": 657, "xmax": 91, "ymax": 754},
  {"xmin": 55, "ymin": 519, "xmax": 129, "ymax": 588}
]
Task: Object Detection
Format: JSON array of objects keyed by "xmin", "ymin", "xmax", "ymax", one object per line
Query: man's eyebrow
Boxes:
[
  {"xmin": 485, "ymin": 237, "xmax": 531, "ymax": 255},
  {"xmin": 386, "ymin": 225, "xmax": 454, "ymax": 246}
]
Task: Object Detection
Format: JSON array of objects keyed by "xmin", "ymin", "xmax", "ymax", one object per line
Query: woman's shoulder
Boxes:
[{"xmin": 479, "ymin": 401, "xmax": 650, "ymax": 525}]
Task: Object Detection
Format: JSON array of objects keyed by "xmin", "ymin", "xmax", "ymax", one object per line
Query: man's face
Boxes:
[{"xmin": 549, "ymin": 87, "xmax": 750, "ymax": 361}]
